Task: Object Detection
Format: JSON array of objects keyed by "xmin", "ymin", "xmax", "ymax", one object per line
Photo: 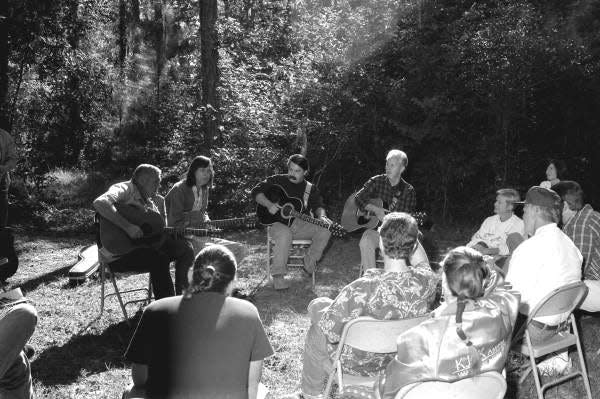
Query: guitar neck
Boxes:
[
  {"xmin": 164, "ymin": 227, "xmax": 216, "ymax": 237},
  {"xmin": 288, "ymin": 210, "xmax": 329, "ymax": 230},
  {"xmin": 205, "ymin": 217, "xmax": 251, "ymax": 229}
]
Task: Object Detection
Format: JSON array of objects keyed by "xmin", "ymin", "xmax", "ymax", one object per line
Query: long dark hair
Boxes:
[
  {"xmin": 185, "ymin": 156, "xmax": 214, "ymax": 188},
  {"xmin": 442, "ymin": 246, "xmax": 490, "ymax": 373},
  {"xmin": 548, "ymin": 159, "xmax": 568, "ymax": 180},
  {"xmin": 183, "ymin": 245, "xmax": 236, "ymax": 298}
]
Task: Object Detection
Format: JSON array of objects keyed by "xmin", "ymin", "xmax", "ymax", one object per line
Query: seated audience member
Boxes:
[
  {"xmin": 122, "ymin": 245, "xmax": 273, "ymax": 399},
  {"xmin": 285, "ymin": 212, "xmax": 439, "ymax": 399},
  {"xmin": 165, "ymin": 156, "xmax": 248, "ymax": 294},
  {"xmin": 506, "ymin": 186, "xmax": 582, "ymax": 373},
  {"xmin": 552, "ymin": 181, "xmax": 600, "ymax": 311},
  {"xmin": 0, "ymin": 290, "xmax": 37, "ymax": 399},
  {"xmin": 467, "ymin": 188, "xmax": 525, "ymax": 258},
  {"xmin": 378, "ymin": 246, "xmax": 520, "ymax": 399},
  {"xmin": 540, "ymin": 159, "xmax": 567, "ymax": 189}
]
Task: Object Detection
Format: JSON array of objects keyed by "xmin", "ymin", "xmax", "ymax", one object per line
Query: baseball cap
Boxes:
[{"xmin": 514, "ymin": 186, "xmax": 561, "ymax": 208}]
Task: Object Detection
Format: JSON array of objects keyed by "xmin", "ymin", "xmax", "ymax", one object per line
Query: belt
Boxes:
[{"xmin": 530, "ymin": 319, "xmax": 565, "ymax": 331}]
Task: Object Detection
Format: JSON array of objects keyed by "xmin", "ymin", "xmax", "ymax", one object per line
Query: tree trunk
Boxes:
[
  {"xmin": 199, "ymin": 0, "xmax": 219, "ymax": 149},
  {"xmin": 118, "ymin": 0, "xmax": 127, "ymax": 68},
  {"xmin": 0, "ymin": 0, "xmax": 9, "ymax": 130},
  {"xmin": 67, "ymin": 0, "xmax": 83, "ymax": 166}
]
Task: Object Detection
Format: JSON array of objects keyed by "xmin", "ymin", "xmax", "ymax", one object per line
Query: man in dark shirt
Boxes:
[
  {"xmin": 251, "ymin": 154, "xmax": 332, "ymax": 290},
  {"xmin": 355, "ymin": 150, "xmax": 416, "ymax": 271}
]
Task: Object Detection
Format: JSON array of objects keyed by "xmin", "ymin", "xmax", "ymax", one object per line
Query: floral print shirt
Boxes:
[{"xmin": 318, "ymin": 265, "xmax": 440, "ymax": 376}]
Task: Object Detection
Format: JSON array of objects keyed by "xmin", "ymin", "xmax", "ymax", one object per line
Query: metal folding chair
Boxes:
[
  {"xmin": 324, "ymin": 315, "xmax": 429, "ymax": 398},
  {"xmin": 510, "ymin": 281, "xmax": 592, "ymax": 399},
  {"xmin": 266, "ymin": 226, "xmax": 315, "ymax": 288},
  {"xmin": 94, "ymin": 214, "xmax": 152, "ymax": 326}
]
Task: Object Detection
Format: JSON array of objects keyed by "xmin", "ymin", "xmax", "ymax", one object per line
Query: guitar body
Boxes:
[
  {"xmin": 341, "ymin": 193, "xmax": 428, "ymax": 232},
  {"xmin": 256, "ymin": 185, "xmax": 304, "ymax": 226},
  {"xmin": 341, "ymin": 195, "xmax": 383, "ymax": 232},
  {"xmin": 98, "ymin": 204, "xmax": 167, "ymax": 255}
]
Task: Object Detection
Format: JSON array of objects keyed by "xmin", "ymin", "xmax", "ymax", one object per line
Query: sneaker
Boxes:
[{"xmin": 273, "ymin": 275, "xmax": 290, "ymax": 290}]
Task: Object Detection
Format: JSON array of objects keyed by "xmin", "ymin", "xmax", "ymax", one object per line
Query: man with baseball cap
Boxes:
[{"xmin": 506, "ymin": 186, "xmax": 582, "ymax": 373}]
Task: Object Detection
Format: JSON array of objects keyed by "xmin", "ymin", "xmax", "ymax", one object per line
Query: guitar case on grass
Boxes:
[
  {"xmin": 68, "ymin": 244, "xmax": 100, "ymax": 284},
  {"xmin": 0, "ymin": 227, "xmax": 18, "ymax": 283}
]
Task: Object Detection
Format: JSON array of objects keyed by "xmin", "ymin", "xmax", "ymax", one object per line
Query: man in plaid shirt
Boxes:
[
  {"xmin": 553, "ymin": 181, "xmax": 600, "ymax": 311},
  {"xmin": 355, "ymin": 150, "xmax": 416, "ymax": 271}
]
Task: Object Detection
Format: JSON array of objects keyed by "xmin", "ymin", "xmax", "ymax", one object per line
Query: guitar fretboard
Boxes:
[
  {"xmin": 204, "ymin": 216, "xmax": 255, "ymax": 229},
  {"xmin": 164, "ymin": 227, "xmax": 217, "ymax": 237},
  {"xmin": 289, "ymin": 210, "xmax": 331, "ymax": 230}
]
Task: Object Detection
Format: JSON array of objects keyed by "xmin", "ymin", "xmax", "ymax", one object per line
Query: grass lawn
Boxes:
[{"xmin": 7, "ymin": 227, "xmax": 600, "ymax": 398}]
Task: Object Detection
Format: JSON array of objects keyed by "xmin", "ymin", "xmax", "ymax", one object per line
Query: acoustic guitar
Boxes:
[
  {"xmin": 256, "ymin": 185, "xmax": 347, "ymax": 238},
  {"xmin": 341, "ymin": 193, "xmax": 427, "ymax": 232},
  {"xmin": 99, "ymin": 204, "xmax": 222, "ymax": 256}
]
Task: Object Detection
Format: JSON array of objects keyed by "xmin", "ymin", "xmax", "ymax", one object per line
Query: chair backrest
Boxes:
[
  {"xmin": 342, "ymin": 315, "xmax": 430, "ymax": 353},
  {"xmin": 527, "ymin": 281, "xmax": 587, "ymax": 320}
]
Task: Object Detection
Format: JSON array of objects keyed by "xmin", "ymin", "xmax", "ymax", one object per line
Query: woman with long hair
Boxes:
[
  {"xmin": 123, "ymin": 245, "xmax": 273, "ymax": 399},
  {"xmin": 540, "ymin": 159, "xmax": 567, "ymax": 189},
  {"xmin": 165, "ymin": 156, "xmax": 248, "ymax": 294},
  {"xmin": 378, "ymin": 246, "xmax": 520, "ymax": 399}
]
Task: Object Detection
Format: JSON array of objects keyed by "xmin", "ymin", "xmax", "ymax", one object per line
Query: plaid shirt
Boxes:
[
  {"xmin": 318, "ymin": 265, "xmax": 440, "ymax": 376},
  {"xmin": 563, "ymin": 204, "xmax": 600, "ymax": 280},
  {"xmin": 354, "ymin": 174, "xmax": 416, "ymax": 213}
]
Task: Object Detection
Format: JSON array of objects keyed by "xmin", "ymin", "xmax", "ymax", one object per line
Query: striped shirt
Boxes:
[{"xmin": 563, "ymin": 204, "xmax": 600, "ymax": 280}]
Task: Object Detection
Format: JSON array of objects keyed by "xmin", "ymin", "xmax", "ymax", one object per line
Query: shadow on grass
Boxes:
[{"xmin": 30, "ymin": 318, "xmax": 138, "ymax": 385}]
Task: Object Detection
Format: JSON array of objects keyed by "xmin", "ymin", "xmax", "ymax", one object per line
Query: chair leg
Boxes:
[
  {"xmin": 323, "ymin": 361, "xmax": 338, "ymax": 398},
  {"xmin": 572, "ymin": 317, "xmax": 593, "ymax": 399},
  {"xmin": 266, "ymin": 227, "xmax": 272, "ymax": 281},
  {"xmin": 99, "ymin": 263, "xmax": 106, "ymax": 317},
  {"xmin": 109, "ymin": 272, "xmax": 130, "ymax": 323},
  {"xmin": 523, "ymin": 333, "xmax": 545, "ymax": 399}
]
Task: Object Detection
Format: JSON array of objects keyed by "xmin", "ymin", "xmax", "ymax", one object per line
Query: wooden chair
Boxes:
[
  {"xmin": 510, "ymin": 281, "xmax": 592, "ymax": 399},
  {"xmin": 95, "ymin": 214, "xmax": 152, "ymax": 326},
  {"xmin": 395, "ymin": 371, "xmax": 506, "ymax": 399},
  {"xmin": 266, "ymin": 226, "xmax": 314, "ymax": 288},
  {"xmin": 323, "ymin": 315, "xmax": 429, "ymax": 398}
]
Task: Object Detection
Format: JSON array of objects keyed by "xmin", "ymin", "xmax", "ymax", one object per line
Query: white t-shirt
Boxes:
[
  {"xmin": 506, "ymin": 223, "xmax": 582, "ymax": 324},
  {"xmin": 467, "ymin": 214, "xmax": 525, "ymax": 255}
]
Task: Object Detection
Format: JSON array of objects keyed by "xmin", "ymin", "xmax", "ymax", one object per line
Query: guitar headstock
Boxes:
[{"xmin": 328, "ymin": 222, "xmax": 347, "ymax": 239}]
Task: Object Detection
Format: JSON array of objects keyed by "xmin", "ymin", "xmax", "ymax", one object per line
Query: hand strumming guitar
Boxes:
[
  {"xmin": 365, "ymin": 203, "xmax": 386, "ymax": 222},
  {"xmin": 267, "ymin": 203, "xmax": 280, "ymax": 215},
  {"xmin": 125, "ymin": 224, "xmax": 143, "ymax": 239}
]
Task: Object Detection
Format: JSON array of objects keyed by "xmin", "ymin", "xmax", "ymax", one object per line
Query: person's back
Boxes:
[
  {"xmin": 124, "ymin": 245, "xmax": 273, "ymax": 399},
  {"xmin": 127, "ymin": 294, "xmax": 268, "ymax": 398}
]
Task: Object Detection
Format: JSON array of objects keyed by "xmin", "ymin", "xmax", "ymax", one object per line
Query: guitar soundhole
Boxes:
[
  {"xmin": 357, "ymin": 216, "xmax": 372, "ymax": 225},
  {"xmin": 280, "ymin": 203, "xmax": 294, "ymax": 219}
]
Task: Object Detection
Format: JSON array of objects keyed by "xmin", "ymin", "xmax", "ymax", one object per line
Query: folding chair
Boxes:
[
  {"xmin": 395, "ymin": 371, "xmax": 506, "ymax": 399},
  {"xmin": 266, "ymin": 226, "xmax": 315, "ymax": 288},
  {"xmin": 510, "ymin": 281, "xmax": 592, "ymax": 399},
  {"xmin": 95, "ymin": 214, "xmax": 152, "ymax": 326},
  {"xmin": 323, "ymin": 315, "xmax": 429, "ymax": 398}
]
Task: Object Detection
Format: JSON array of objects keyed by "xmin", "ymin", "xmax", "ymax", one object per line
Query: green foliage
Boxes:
[{"xmin": 5, "ymin": 0, "xmax": 600, "ymax": 230}]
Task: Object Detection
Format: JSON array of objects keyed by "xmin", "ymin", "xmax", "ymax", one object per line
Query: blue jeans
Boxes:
[
  {"xmin": 269, "ymin": 219, "xmax": 331, "ymax": 276},
  {"xmin": 0, "ymin": 303, "xmax": 37, "ymax": 399}
]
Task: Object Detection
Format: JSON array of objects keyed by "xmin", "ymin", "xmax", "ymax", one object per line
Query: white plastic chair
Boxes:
[{"xmin": 395, "ymin": 371, "xmax": 506, "ymax": 399}]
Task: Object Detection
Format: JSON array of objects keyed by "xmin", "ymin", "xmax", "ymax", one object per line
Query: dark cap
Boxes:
[{"xmin": 515, "ymin": 186, "xmax": 561, "ymax": 208}]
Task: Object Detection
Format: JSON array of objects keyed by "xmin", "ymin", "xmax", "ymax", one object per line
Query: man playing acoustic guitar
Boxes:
[
  {"xmin": 252, "ymin": 154, "xmax": 333, "ymax": 290},
  {"xmin": 93, "ymin": 164, "xmax": 194, "ymax": 299},
  {"xmin": 355, "ymin": 150, "xmax": 416, "ymax": 271}
]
